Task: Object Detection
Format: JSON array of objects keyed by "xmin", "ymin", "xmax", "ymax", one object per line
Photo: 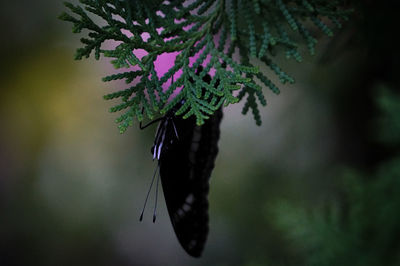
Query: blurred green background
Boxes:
[{"xmin": 1, "ymin": 1, "xmax": 400, "ymax": 265}]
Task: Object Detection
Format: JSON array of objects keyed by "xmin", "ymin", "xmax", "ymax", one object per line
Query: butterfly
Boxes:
[{"xmin": 139, "ymin": 70, "xmax": 223, "ymax": 257}]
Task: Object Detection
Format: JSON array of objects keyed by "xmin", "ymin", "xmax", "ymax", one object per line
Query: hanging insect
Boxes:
[{"xmin": 139, "ymin": 68, "xmax": 223, "ymax": 257}]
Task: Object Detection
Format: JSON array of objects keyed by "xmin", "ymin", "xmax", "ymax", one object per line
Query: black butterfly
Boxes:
[{"xmin": 140, "ymin": 71, "xmax": 223, "ymax": 257}]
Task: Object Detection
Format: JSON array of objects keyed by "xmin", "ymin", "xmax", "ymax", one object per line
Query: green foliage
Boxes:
[
  {"xmin": 269, "ymin": 87, "xmax": 400, "ymax": 266},
  {"xmin": 60, "ymin": 0, "xmax": 350, "ymax": 133},
  {"xmin": 374, "ymin": 85, "xmax": 400, "ymax": 145},
  {"xmin": 271, "ymin": 163, "xmax": 400, "ymax": 266}
]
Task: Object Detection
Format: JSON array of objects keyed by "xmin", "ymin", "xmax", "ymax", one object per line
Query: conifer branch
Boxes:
[{"xmin": 60, "ymin": 0, "xmax": 351, "ymax": 132}]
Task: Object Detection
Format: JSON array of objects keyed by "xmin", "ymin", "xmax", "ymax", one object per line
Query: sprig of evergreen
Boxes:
[{"xmin": 60, "ymin": 0, "xmax": 351, "ymax": 133}]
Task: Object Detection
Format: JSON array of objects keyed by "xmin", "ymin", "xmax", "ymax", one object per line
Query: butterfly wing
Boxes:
[{"xmin": 158, "ymin": 107, "xmax": 223, "ymax": 257}]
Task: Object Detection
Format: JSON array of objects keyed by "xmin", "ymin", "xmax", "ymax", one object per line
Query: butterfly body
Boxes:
[
  {"xmin": 153, "ymin": 104, "xmax": 222, "ymax": 257},
  {"xmin": 142, "ymin": 67, "xmax": 223, "ymax": 257}
]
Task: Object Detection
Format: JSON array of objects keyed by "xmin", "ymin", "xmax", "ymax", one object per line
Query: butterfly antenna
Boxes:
[
  {"xmin": 153, "ymin": 169, "xmax": 161, "ymax": 223},
  {"xmin": 140, "ymin": 164, "xmax": 159, "ymax": 221}
]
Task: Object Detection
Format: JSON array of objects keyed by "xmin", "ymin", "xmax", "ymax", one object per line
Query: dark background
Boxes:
[{"xmin": 1, "ymin": 1, "xmax": 399, "ymax": 265}]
